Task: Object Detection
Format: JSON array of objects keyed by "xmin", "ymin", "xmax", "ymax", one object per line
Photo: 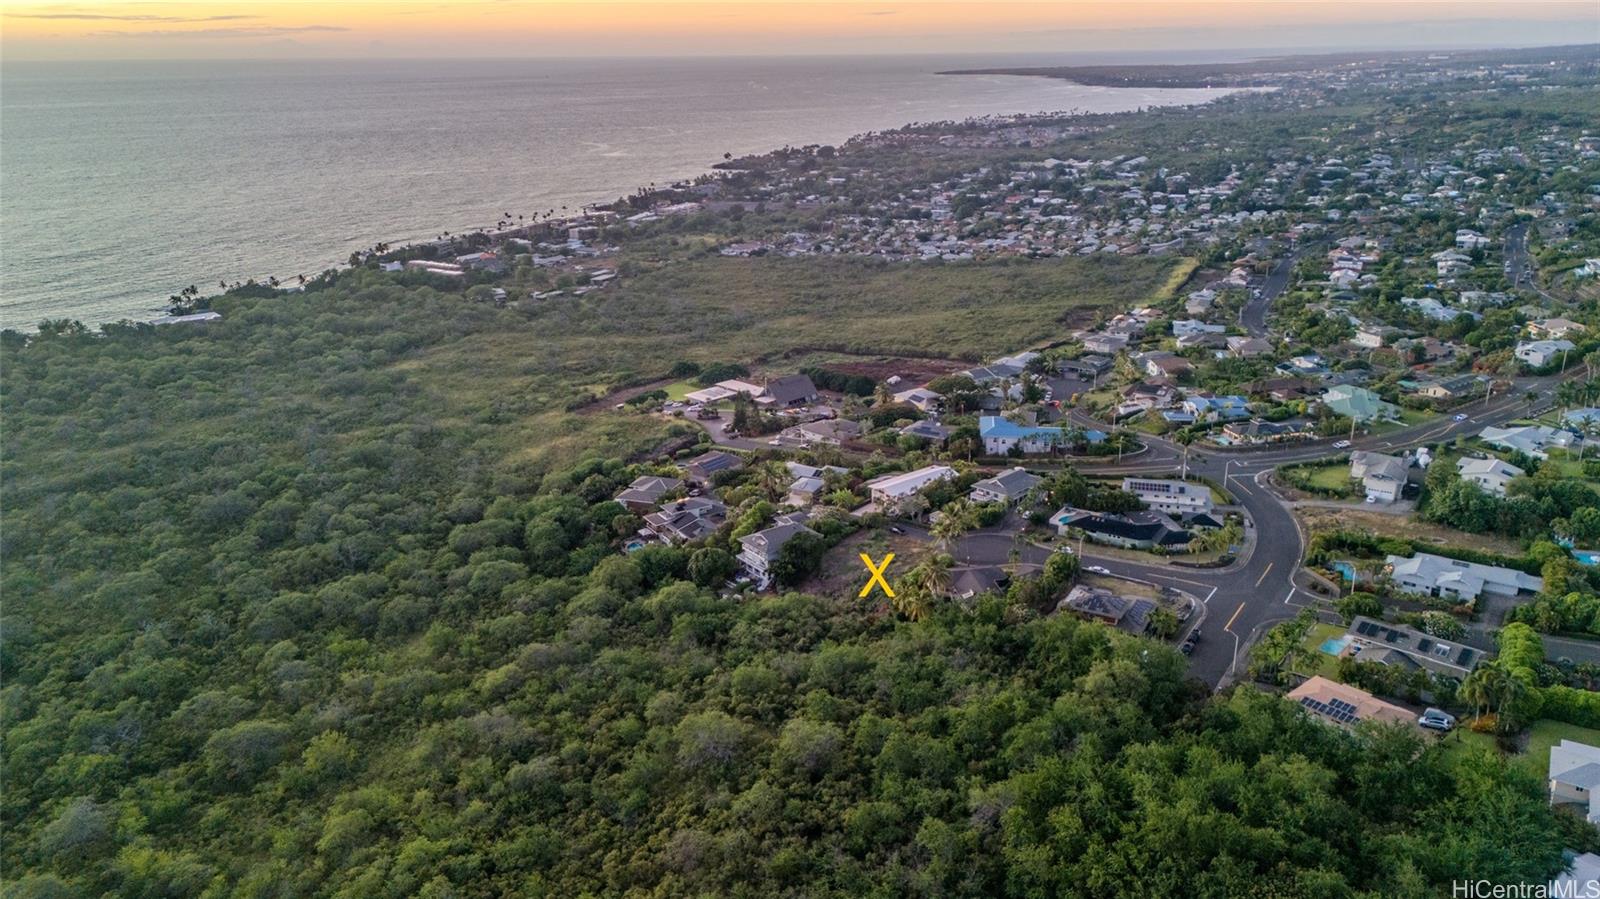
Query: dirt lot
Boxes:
[
  {"xmin": 803, "ymin": 527, "xmax": 936, "ymax": 600},
  {"xmin": 1294, "ymin": 506, "xmax": 1526, "ymax": 557}
]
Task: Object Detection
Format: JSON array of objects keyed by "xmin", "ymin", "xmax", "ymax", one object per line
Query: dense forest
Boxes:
[{"xmin": 1, "ymin": 280, "xmax": 1587, "ymax": 896}]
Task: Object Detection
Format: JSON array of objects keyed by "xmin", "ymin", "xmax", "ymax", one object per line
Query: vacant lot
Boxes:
[
  {"xmin": 400, "ymin": 254, "xmax": 1187, "ymax": 470},
  {"xmin": 1295, "ymin": 507, "xmax": 1525, "ymax": 557}
]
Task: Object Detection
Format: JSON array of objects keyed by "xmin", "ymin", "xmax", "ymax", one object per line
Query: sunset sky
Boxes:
[{"xmin": 3, "ymin": 1, "xmax": 1597, "ymax": 60}]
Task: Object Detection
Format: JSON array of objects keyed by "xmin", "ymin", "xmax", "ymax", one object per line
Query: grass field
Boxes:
[
  {"xmin": 399, "ymin": 254, "xmax": 1188, "ymax": 470},
  {"xmin": 1304, "ymin": 463, "xmax": 1357, "ymax": 496}
]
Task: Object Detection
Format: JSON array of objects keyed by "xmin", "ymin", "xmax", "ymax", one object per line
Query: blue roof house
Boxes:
[{"xmin": 981, "ymin": 416, "xmax": 1063, "ymax": 455}]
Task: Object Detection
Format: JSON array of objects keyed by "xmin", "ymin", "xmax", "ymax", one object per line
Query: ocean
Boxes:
[{"xmin": 0, "ymin": 55, "xmax": 1236, "ymax": 328}]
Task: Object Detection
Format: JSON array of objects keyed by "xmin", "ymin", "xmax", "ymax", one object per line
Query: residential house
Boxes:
[
  {"xmin": 1414, "ymin": 374, "xmax": 1484, "ymax": 401},
  {"xmin": 1342, "ymin": 616, "xmax": 1484, "ymax": 678},
  {"xmin": 1221, "ymin": 418, "xmax": 1301, "ymax": 444},
  {"xmin": 1172, "ymin": 319, "xmax": 1226, "ymax": 338},
  {"xmin": 1052, "ymin": 508, "xmax": 1193, "ymax": 551},
  {"xmin": 864, "ymin": 465, "xmax": 957, "ymax": 514},
  {"xmin": 762, "ymin": 374, "xmax": 820, "ymax": 407},
  {"xmin": 892, "ymin": 387, "xmax": 943, "ymax": 412},
  {"xmin": 1529, "ymin": 318, "xmax": 1587, "ymax": 340},
  {"xmin": 643, "ymin": 497, "xmax": 728, "ymax": 545},
  {"xmin": 1322, "ymin": 385, "xmax": 1398, "ymax": 422},
  {"xmin": 1286, "ymin": 676, "xmax": 1413, "ymax": 728},
  {"xmin": 615, "ymin": 475, "xmax": 684, "ymax": 512},
  {"xmin": 898, "ymin": 419, "xmax": 950, "ymax": 443},
  {"xmin": 1456, "ymin": 456, "xmax": 1524, "ymax": 497},
  {"xmin": 1564, "ymin": 408, "xmax": 1600, "ymax": 429},
  {"xmin": 1516, "ymin": 339, "xmax": 1576, "ymax": 368},
  {"xmin": 1121, "ymin": 477, "xmax": 1214, "ymax": 515},
  {"xmin": 1182, "ymin": 394, "xmax": 1251, "ymax": 422},
  {"xmin": 1059, "ymin": 355, "xmax": 1112, "ymax": 378},
  {"xmin": 786, "ymin": 476, "xmax": 826, "ymax": 507},
  {"xmin": 1141, "ymin": 352, "xmax": 1194, "ymax": 380},
  {"xmin": 738, "ymin": 521, "xmax": 820, "ymax": 587},
  {"xmin": 1349, "ymin": 451, "xmax": 1409, "ymax": 503},
  {"xmin": 1248, "ymin": 377, "xmax": 1316, "ymax": 403},
  {"xmin": 1351, "ymin": 324, "xmax": 1401, "ymax": 349},
  {"xmin": 980, "ymin": 416, "xmax": 1063, "ymax": 455},
  {"xmin": 1226, "ymin": 336, "xmax": 1273, "ymax": 358},
  {"xmin": 950, "ymin": 566, "xmax": 1010, "ymax": 601},
  {"xmin": 1057, "ymin": 585, "xmax": 1154, "ymax": 634},
  {"xmin": 968, "ymin": 467, "xmax": 1041, "ymax": 505},
  {"xmin": 1385, "ymin": 552, "xmax": 1543, "ymax": 603},
  {"xmin": 1082, "ymin": 334, "xmax": 1129, "ymax": 356},
  {"xmin": 683, "ymin": 450, "xmax": 745, "ymax": 485},
  {"xmin": 1550, "ymin": 740, "xmax": 1600, "ymax": 825},
  {"xmin": 787, "ymin": 418, "xmax": 861, "ymax": 446},
  {"xmin": 1176, "ymin": 332, "xmax": 1228, "ymax": 350},
  {"xmin": 1479, "ymin": 424, "xmax": 1579, "ymax": 459}
]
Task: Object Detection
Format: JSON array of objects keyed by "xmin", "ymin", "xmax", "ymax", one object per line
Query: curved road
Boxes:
[{"xmin": 1049, "ymin": 367, "xmax": 1582, "ymax": 687}]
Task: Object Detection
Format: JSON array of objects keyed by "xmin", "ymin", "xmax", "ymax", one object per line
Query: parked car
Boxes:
[
  {"xmin": 888, "ymin": 526, "xmax": 904, "ymax": 535},
  {"xmin": 1053, "ymin": 544, "xmax": 1075, "ymax": 554},
  {"xmin": 1418, "ymin": 708, "xmax": 1456, "ymax": 732}
]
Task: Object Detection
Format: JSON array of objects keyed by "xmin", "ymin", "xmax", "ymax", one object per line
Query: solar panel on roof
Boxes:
[
  {"xmin": 1457, "ymin": 648, "xmax": 1473, "ymax": 665},
  {"xmin": 1417, "ymin": 638, "xmax": 1434, "ymax": 652},
  {"xmin": 1385, "ymin": 631, "xmax": 1400, "ymax": 643}
]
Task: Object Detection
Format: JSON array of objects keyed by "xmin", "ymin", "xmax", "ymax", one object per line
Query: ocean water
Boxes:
[{"xmin": 0, "ymin": 56, "xmax": 1236, "ymax": 328}]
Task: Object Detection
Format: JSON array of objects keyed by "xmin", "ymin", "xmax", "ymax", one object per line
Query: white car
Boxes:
[
  {"xmin": 1087, "ymin": 565, "xmax": 1111, "ymax": 575},
  {"xmin": 1453, "ymin": 413, "xmax": 1468, "ymax": 422},
  {"xmin": 767, "ymin": 438, "xmax": 782, "ymax": 446},
  {"xmin": 1418, "ymin": 708, "xmax": 1456, "ymax": 732},
  {"xmin": 1332, "ymin": 440, "xmax": 1351, "ymax": 449}
]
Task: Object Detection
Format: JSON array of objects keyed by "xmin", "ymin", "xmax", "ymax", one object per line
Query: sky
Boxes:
[{"xmin": 3, "ymin": 0, "xmax": 1598, "ymax": 61}]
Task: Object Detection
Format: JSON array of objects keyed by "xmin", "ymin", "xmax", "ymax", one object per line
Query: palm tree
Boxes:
[
  {"xmin": 931, "ymin": 501, "xmax": 976, "ymax": 552},
  {"xmin": 892, "ymin": 554, "xmax": 950, "ymax": 621},
  {"xmin": 1175, "ymin": 430, "xmax": 1196, "ymax": 480},
  {"xmin": 1460, "ymin": 663, "xmax": 1510, "ymax": 723}
]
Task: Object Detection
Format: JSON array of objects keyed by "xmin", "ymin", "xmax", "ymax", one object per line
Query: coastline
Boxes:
[{"xmin": 1, "ymin": 59, "xmax": 1241, "ymax": 331}]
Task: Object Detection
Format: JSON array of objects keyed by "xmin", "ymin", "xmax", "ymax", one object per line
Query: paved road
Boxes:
[
  {"xmin": 1239, "ymin": 246, "xmax": 1304, "ymax": 336},
  {"xmin": 1060, "ymin": 366, "xmax": 1586, "ymax": 687}
]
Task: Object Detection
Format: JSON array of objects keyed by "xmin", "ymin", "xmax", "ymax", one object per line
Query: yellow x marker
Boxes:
[{"xmin": 859, "ymin": 553, "xmax": 895, "ymax": 598}]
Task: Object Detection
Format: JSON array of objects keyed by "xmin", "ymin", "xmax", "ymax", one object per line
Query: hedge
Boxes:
[{"xmin": 1539, "ymin": 685, "xmax": 1600, "ymax": 729}]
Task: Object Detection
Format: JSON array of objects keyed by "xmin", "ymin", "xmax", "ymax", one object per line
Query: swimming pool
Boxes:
[
  {"xmin": 1576, "ymin": 550, "xmax": 1599, "ymax": 567},
  {"xmin": 1331, "ymin": 561, "xmax": 1358, "ymax": 582},
  {"xmin": 1320, "ymin": 636, "xmax": 1353, "ymax": 655}
]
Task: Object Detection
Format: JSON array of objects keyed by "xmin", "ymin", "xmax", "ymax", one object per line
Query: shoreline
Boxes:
[{"xmin": 19, "ymin": 84, "xmax": 1243, "ymax": 332}]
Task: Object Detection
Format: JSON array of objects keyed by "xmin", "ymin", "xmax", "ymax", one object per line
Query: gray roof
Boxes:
[{"xmin": 764, "ymin": 374, "xmax": 819, "ymax": 405}]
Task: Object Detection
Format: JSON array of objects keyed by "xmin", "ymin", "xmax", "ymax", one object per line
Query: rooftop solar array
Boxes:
[{"xmin": 1300, "ymin": 696, "xmax": 1360, "ymax": 724}]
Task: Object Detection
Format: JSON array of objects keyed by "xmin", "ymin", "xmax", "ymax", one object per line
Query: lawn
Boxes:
[
  {"xmin": 1293, "ymin": 622, "xmax": 1349, "ymax": 680},
  {"xmin": 1304, "ymin": 463, "xmax": 1356, "ymax": 496},
  {"xmin": 1435, "ymin": 719, "xmax": 1600, "ymax": 778},
  {"xmin": 662, "ymin": 379, "xmax": 700, "ymax": 401}
]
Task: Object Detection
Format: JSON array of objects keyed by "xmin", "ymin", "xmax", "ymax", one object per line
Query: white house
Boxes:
[
  {"xmin": 1550, "ymin": 740, "xmax": 1600, "ymax": 825},
  {"xmin": 1515, "ymin": 339, "xmax": 1575, "ymax": 368},
  {"xmin": 1171, "ymin": 319, "xmax": 1226, "ymax": 338},
  {"xmin": 1456, "ymin": 456, "xmax": 1524, "ymax": 497},
  {"xmin": 1120, "ymin": 478, "xmax": 1214, "ymax": 515},
  {"xmin": 864, "ymin": 465, "xmax": 956, "ymax": 514},
  {"xmin": 1385, "ymin": 552, "xmax": 1542, "ymax": 603},
  {"xmin": 1479, "ymin": 424, "xmax": 1579, "ymax": 460}
]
